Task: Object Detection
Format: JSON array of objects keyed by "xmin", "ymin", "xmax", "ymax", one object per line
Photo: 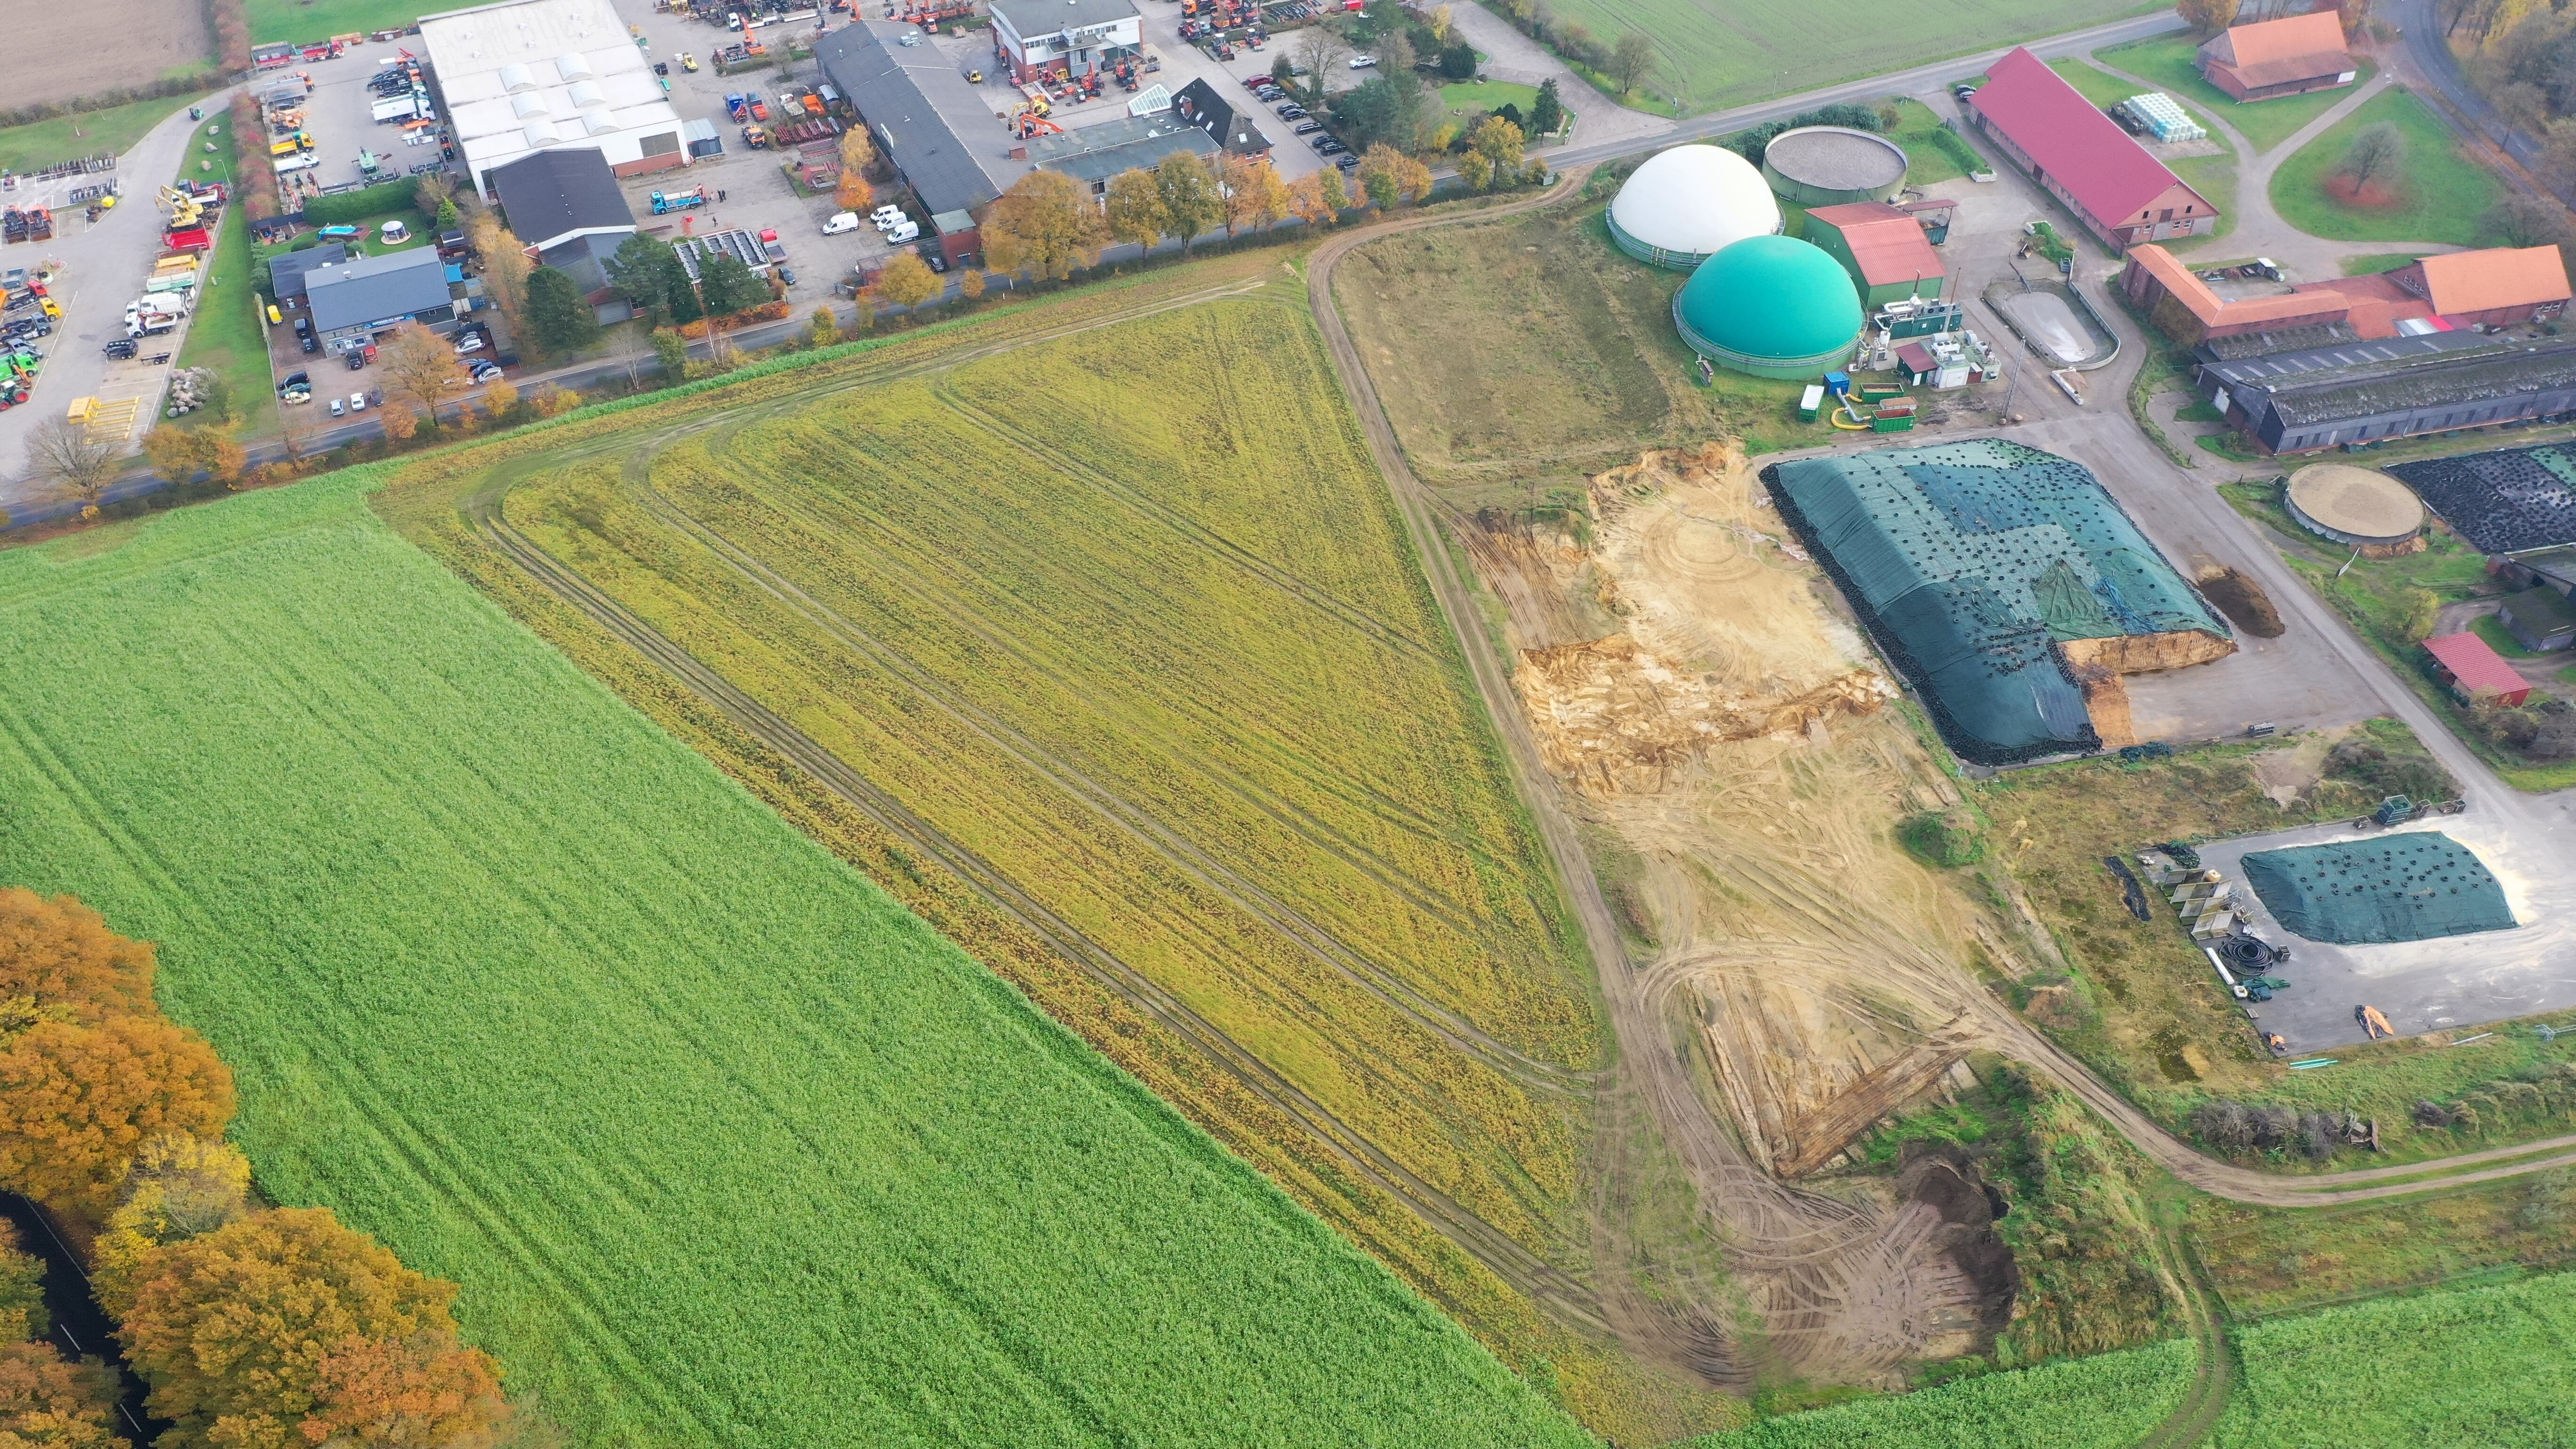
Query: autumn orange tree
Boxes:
[
  {"xmin": 0, "ymin": 888, "xmax": 157, "ymax": 1022},
  {"xmin": 0, "ymin": 1341, "xmax": 120, "ymax": 1449},
  {"xmin": 0, "ymin": 1014, "xmax": 234, "ymax": 1216},
  {"xmin": 0, "ymin": 1225, "xmax": 45, "ymax": 1344},
  {"xmin": 121, "ymin": 1208, "xmax": 506, "ymax": 1449}
]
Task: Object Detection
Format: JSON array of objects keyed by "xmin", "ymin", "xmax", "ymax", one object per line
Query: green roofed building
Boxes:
[
  {"xmin": 1762, "ymin": 439, "xmax": 2235, "ymax": 764},
  {"xmin": 1673, "ymin": 235, "xmax": 1863, "ymax": 379},
  {"xmin": 2243, "ymin": 833, "xmax": 2516, "ymax": 943}
]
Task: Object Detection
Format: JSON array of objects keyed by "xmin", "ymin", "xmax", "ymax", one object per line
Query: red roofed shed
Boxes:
[
  {"xmin": 1968, "ymin": 47, "xmax": 2218, "ymax": 250},
  {"xmin": 2423, "ymin": 631, "xmax": 2531, "ymax": 706}
]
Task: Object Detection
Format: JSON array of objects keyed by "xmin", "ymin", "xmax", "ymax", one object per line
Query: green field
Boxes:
[
  {"xmin": 2340, "ymin": 250, "xmax": 2421, "ymax": 274},
  {"xmin": 2094, "ymin": 35, "xmax": 2373, "ymax": 153},
  {"xmin": 1440, "ymin": 80, "xmax": 1541, "ymax": 121},
  {"xmin": 1524, "ymin": 0, "xmax": 2162, "ymax": 114},
  {"xmin": 0, "ymin": 466, "xmax": 1592, "ymax": 1449},
  {"xmin": 1696, "ymin": 1337, "xmax": 2198, "ymax": 1446},
  {"xmin": 1886, "ymin": 97, "xmax": 1986, "ymax": 186},
  {"xmin": 2209, "ymin": 1270, "xmax": 2576, "ymax": 1446},
  {"xmin": 2270, "ymin": 86, "xmax": 2500, "ymax": 244},
  {"xmin": 0, "ymin": 91, "xmax": 210, "ymax": 174},
  {"xmin": 246, "ymin": 0, "xmax": 430, "ymax": 44}
]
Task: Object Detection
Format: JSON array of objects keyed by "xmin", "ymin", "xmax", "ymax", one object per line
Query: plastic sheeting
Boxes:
[
  {"xmin": 2242, "ymin": 833, "xmax": 2517, "ymax": 944},
  {"xmin": 1763, "ymin": 439, "xmax": 2230, "ymax": 763}
]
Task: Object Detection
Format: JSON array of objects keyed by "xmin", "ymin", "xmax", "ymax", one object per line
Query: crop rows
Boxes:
[
  {"xmin": 499, "ymin": 300, "xmax": 1600, "ymax": 1259},
  {"xmin": 0, "ymin": 473, "xmax": 1592, "ymax": 1449},
  {"xmin": 1699, "ymin": 1337, "xmax": 2197, "ymax": 1446}
]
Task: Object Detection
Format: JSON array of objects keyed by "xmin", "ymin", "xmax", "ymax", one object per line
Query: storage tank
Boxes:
[
  {"xmin": 1673, "ymin": 235, "xmax": 1864, "ymax": 379},
  {"xmin": 1762, "ymin": 126, "xmax": 1909, "ymax": 206},
  {"xmin": 1606, "ymin": 144, "xmax": 1784, "ymax": 270}
]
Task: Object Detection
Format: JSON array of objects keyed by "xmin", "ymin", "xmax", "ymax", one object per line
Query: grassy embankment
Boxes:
[
  {"xmin": 172, "ymin": 115, "xmax": 278, "ymax": 439},
  {"xmin": 0, "ymin": 455, "xmax": 1597, "ymax": 1446},
  {"xmin": 2220, "ymin": 479, "xmax": 2576, "ymax": 790},
  {"xmin": 2095, "ymin": 35, "xmax": 2373, "ymax": 153},
  {"xmin": 1885, "ymin": 97, "xmax": 1987, "ymax": 187},
  {"xmin": 0, "ymin": 91, "xmax": 211, "ymax": 173},
  {"xmin": 374, "ymin": 265, "xmax": 1737, "ymax": 1444},
  {"xmin": 2049, "ymin": 57, "xmax": 2234, "ymax": 243},
  {"xmin": 2270, "ymin": 86, "xmax": 2499, "ymax": 244}
]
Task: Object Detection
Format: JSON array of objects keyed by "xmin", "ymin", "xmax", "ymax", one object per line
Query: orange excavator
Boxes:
[{"xmin": 1011, "ymin": 112, "xmax": 1064, "ymax": 138}]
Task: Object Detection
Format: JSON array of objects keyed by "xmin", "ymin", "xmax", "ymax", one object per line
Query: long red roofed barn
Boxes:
[
  {"xmin": 2121, "ymin": 243, "xmax": 2570, "ymax": 346},
  {"xmin": 2196, "ymin": 11, "xmax": 2358, "ymax": 102},
  {"xmin": 1966, "ymin": 47, "xmax": 2216, "ymax": 250}
]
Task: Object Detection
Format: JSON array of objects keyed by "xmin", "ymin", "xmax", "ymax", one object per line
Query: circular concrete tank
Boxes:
[
  {"xmin": 1762, "ymin": 126, "xmax": 1910, "ymax": 206},
  {"xmin": 2286, "ymin": 464, "xmax": 2426, "ymax": 549}
]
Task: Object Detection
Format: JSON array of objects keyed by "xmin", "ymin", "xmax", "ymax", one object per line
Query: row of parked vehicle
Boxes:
[
  {"xmin": 823, "ymin": 204, "xmax": 918, "ymax": 244},
  {"xmin": 1242, "ymin": 73, "xmax": 1360, "ymax": 171}
]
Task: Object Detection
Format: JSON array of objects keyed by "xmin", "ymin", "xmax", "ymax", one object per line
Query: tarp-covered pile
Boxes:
[
  {"xmin": 2242, "ymin": 832, "xmax": 2517, "ymax": 944},
  {"xmin": 1763, "ymin": 439, "xmax": 2230, "ymax": 763}
]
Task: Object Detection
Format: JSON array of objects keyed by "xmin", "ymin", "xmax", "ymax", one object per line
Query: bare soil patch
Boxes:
[
  {"xmin": 2325, "ymin": 174, "xmax": 2405, "ymax": 209},
  {"xmin": 0, "ymin": 0, "xmax": 211, "ymax": 112},
  {"xmin": 2197, "ymin": 564, "xmax": 2286, "ymax": 638}
]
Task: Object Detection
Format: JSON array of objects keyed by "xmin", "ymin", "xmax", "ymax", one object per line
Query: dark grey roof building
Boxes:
[
  {"xmin": 2222, "ymin": 336, "xmax": 2576, "ymax": 454},
  {"xmin": 2193, "ymin": 320, "xmax": 2353, "ymax": 363},
  {"xmin": 488, "ymin": 147, "xmax": 638, "ymax": 296},
  {"xmin": 2198, "ymin": 329, "xmax": 2493, "ymax": 391},
  {"xmin": 1171, "ymin": 78, "xmax": 1269, "ymax": 156},
  {"xmin": 304, "ymin": 248, "xmax": 459, "ymax": 350},
  {"xmin": 816, "ymin": 21, "xmax": 1006, "ymax": 219},
  {"xmin": 266, "ymin": 242, "xmax": 350, "ymax": 302},
  {"xmin": 1023, "ymin": 113, "xmax": 1217, "ymax": 191}
]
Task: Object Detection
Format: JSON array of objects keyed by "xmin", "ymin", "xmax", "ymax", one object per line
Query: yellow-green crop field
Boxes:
[{"xmin": 375, "ymin": 274, "xmax": 1690, "ymax": 1436}]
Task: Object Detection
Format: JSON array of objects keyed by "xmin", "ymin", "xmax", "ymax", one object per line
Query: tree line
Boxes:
[{"xmin": 0, "ymin": 889, "xmax": 534, "ymax": 1449}]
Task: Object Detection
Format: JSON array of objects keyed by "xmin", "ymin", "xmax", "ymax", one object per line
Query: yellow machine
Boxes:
[{"xmin": 266, "ymin": 302, "xmax": 283, "ymax": 324}]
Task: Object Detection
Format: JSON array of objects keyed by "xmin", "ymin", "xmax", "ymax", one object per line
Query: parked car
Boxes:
[
  {"xmin": 1293, "ymin": 120, "xmax": 1322, "ymax": 135},
  {"xmin": 348, "ymin": 391, "xmax": 368, "ymax": 412},
  {"xmin": 301, "ymin": 333, "xmax": 319, "ymax": 354},
  {"xmin": 924, "ymin": 252, "xmax": 948, "ymax": 273},
  {"xmin": 777, "ymin": 264, "xmax": 797, "ymax": 284},
  {"xmin": 823, "ymin": 210, "xmax": 863, "ymax": 234},
  {"xmin": 885, "ymin": 220, "xmax": 920, "ymax": 243},
  {"xmin": 103, "ymin": 338, "xmax": 137, "ymax": 358},
  {"xmin": 453, "ymin": 332, "xmax": 486, "ymax": 354},
  {"xmin": 1349, "ymin": 54, "xmax": 1375, "ymax": 67},
  {"xmin": 1336, "ymin": 153, "xmax": 1361, "ymax": 171},
  {"xmin": 277, "ymin": 370, "xmax": 308, "ymax": 394},
  {"xmin": 329, "ymin": 397, "xmax": 346, "ymax": 417},
  {"xmin": 1275, "ymin": 102, "xmax": 1304, "ymax": 117},
  {"xmin": 1312, "ymin": 137, "xmax": 1344, "ymax": 153},
  {"xmin": 347, "ymin": 349, "xmax": 369, "ymax": 370},
  {"xmin": 871, "ymin": 204, "xmax": 907, "ymax": 228}
]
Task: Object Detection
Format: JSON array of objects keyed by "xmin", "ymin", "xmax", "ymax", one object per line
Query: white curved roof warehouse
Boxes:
[
  {"xmin": 420, "ymin": 0, "xmax": 690, "ymax": 195},
  {"xmin": 1607, "ymin": 145, "xmax": 1783, "ymax": 269}
]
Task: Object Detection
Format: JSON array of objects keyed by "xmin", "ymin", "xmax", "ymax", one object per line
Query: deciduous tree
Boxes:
[
  {"xmin": 0, "ymin": 1342, "xmax": 119, "ymax": 1449},
  {"xmin": 1469, "ymin": 114, "xmax": 1528, "ymax": 186},
  {"xmin": 875, "ymin": 251, "xmax": 942, "ymax": 312},
  {"xmin": 376, "ymin": 322, "xmax": 467, "ymax": 429},
  {"xmin": 1609, "ymin": 32, "xmax": 1656, "ymax": 93},
  {"xmin": 0, "ymin": 1014, "xmax": 234, "ymax": 1217},
  {"xmin": 808, "ymin": 306, "xmax": 840, "ymax": 346},
  {"xmin": 1223, "ymin": 156, "xmax": 1290, "ymax": 233},
  {"xmin": 959, "ymin": 268, "xmax": 986, "ymax": 300},
  {"xmin": 835, "ymin": 166, "xmax": 874, "ymax": 213},
  {"xmin": 1153, "ymin": 152, "xmax": 1224, "ymax": 252},
  {"xmin": 93, "ymin": 1134, "xmax": 255, "ymax": 1316},
  {"xmin": 463, "ymin": 210, "xmax": 532, "ymax": 341},
  {"xmin": 649, "ymin": 327, "xmax": 689, "ymax": 380},
  {"xmin": 838, "ymin": 127, "xmax": 879, "ymax": 178},
  {"xmin": 1103, "ymin": 168, "xmax": 1166, "ymax": 250},
  {"xmin": 1425, "ymin": 3, "xmax": 1453, "ymax": 41},
  {"xmin": 120, "ymin": 1208, "xmax": 503, "ymax": 1449},
  {"xmin": 983, "ymin": 169, "xmax": 1109, "ymax": 280},
  {"xmin": 193, "ymin": 428, "xmax": 247, "ymax": 489},
  {"xmin": 523, "ymin": 266, "xmax": 601, "ymax": 354},
  {"xmin": 0, "ymin": 1224, "xmax": 48, "ymax": 1343},
  {"xmin": 2177, "ymin": 0, "xmax": 2238, "ymax": 34},
  {"xmin": 480, "ymin": 377, "xmax": 519, "ymax": 422},
  {"xmin": 23, "ymin": 418, "xmax": 122, "ymax": 510},
  {"xmin": 2337, "ymin": 119, "xmax": 2406, "ymax": 193},
  {"xmin": 142, "ymin": 426, "xmax": 196, "ymax": 484},
  {"xmin": 604, "ymin": 234, "xmax": 689, "ymax": 324},
  {"xmin": 696, "ymin": 253, "xmax": 765, "ymax": 319}
]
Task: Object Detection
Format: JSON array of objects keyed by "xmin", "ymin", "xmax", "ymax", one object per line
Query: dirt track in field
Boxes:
[{"xmin": 0, "ymin": 2, "xmax": 210, "ymax": 111}]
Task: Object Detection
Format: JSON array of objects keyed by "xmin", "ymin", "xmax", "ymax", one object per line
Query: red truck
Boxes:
[{"xmin": 163, "ymin": 227, "xmax": 213, "ymax": 255}]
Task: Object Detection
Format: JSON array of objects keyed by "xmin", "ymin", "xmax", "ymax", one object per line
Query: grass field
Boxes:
[
  {"xmin": 246, "ymin": 0, "xmax": 428, "ymax": 44},
  {"xmin": 2208, "ymin": 1269, "xmax": 2576, "ymax": 1446},
  {"xmin": 1523, "ymin": 0, "xmax": 2162, "ymax": 114},
  {"xmin": 2339, "ymin": 250, "xmax": 2420, "ymax": 274},
  {"xmin": 0, "ymin": 91, "xmax": 209, "ymax": 174},
  {"xmin": 2270, "ymin": 86, "xmax": 2500, "ymax": 245},
  {"xmin": 1333, "ymin": 188, "xmax": 1827, "ymax": 508},
  {"xmin": 1694, "ymin": 1337, "xmax": 2198, "ymax": 1446},
  {"xmin": 174, "ymin": 120, "xmax": 278, "ymax": 440},
  {"xmin": 1440, "ymin": 80, "xmax": 1540, "ymax": 121},
  {"xmin": 0, "ymin": 466, "xmax": 1594, "ymax": 1449},
  {"xmin": 1886, "ymin": 98, "xmax": 1985, "ymax": 186},
  {"xmin": 2094, "ymin": 36, "xmax": 2373, "ymax": 153},
  {"xmin": 2191, "ymin": 1166, "xmax": 2576, "ymax": 1320}
]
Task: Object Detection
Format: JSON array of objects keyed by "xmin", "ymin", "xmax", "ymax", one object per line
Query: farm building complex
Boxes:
[
  {"xmin": 1762, "ymin": 439, "xmax": 2233, "ymax": 763},
  {"xmin": 818, "ymin": 22, "xmax": 1008, "ymax": 223},
  {"xmin": 1025, "ymin": 113, "xmax": 1218, "ymax": 191},
  {"xmin": 487, "ymin": 146, "xmax": 637, "ymax": 298},
  {"xmin": 419, "ymin": 0, "xmax": 690, "ymax": 194},
  {"xmin": 2122, "ymin": 243, "xmax": 2572, "ymax": 346},
  {"xmin": 2197, "ymin": 11, "xmax": 2358, "ymax": 102},
  {"xmin": 1607, "ymin": 145, "xmax": 1780, "ymax": 269},
  {"xmin": 1967, "ymin": 47, "xmax": 2216, "ymax": 249}
]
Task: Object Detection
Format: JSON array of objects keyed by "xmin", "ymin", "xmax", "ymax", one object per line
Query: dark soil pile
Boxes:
[{"xmin": 2197, "ymin": 566, "xmax": 2285, "ymax": 638}]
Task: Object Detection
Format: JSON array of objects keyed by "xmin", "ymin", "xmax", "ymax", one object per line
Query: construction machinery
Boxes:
[
  {"xmin": 1011, "ymin": 112, "xmax": 1064, "ymax": 138},
  {"xmin": 650, "ymin": 186, "xmax": 709, "ymax": 214},
  {"xmin": 158, "ymin": 186, "xmax": 205, "ymax": 228}
]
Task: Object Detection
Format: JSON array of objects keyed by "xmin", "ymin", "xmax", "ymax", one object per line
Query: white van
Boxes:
[{"xmin": 822, "ymin": 210, "xmax": 862, "ymax": 234}]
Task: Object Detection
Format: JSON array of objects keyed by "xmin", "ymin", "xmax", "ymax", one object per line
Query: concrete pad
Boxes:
[{"xmin": 1998, "ymin": 290, "xmax": 2090, "ymax": 363}]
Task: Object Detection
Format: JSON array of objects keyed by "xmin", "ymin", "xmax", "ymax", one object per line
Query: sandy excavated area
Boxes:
[
  {"xmin": 0, "ymin": 3, "xmax": 211, "ymax": 112},
  {"xmin": 1484, "ymin": 444, "xmax": 2035, "ymax": 1381}
]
